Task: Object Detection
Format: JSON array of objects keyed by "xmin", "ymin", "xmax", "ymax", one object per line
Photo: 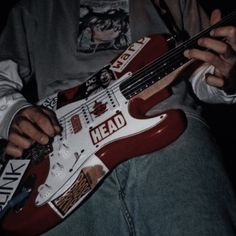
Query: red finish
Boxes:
[
  {"xmin": 0, "ymin": 34, "xmax": 187, "ymax": 236},
  {"xmin": 1, "ymin": 156, "xmax": 62, "ymax": 236},
  {"xmin": 112, "ymin": 34, "xmax": 170, "ymax": 78},
  {"xmin": 97, "ymin": 109, "xmax": 186, "ymax": 170}
]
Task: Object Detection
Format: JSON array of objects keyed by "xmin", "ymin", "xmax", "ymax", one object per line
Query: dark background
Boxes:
[
  {"xmin": 0, "ymin": 0, "xmax": 236, "ymax": 187},
  {"xmin": 1, "ymin": 0, "xmax": 234, "ymax": 29}
]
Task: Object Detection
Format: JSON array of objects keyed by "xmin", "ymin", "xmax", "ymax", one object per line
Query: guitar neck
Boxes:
[{"xmin": 119, "ymin": 9, "xmax": 236, "ymax": 100}]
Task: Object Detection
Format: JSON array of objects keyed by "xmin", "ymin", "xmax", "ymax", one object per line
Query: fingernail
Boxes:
[
  {"xmin": 54, "ymin": 125, "xmax": 62, "ymax": 133},
  {"xmin": 40, "ymin": 136, "xmax": 49, "ymax": 144},
  {"xmin": 198, "ymin": 38, "xmax": 203, "ymax": 44},
  {"xmin": 210, "ymin": 30, "xmax": 215, "ymax": 36},
  {"xmin": 184, "ymin": 49, "xmax": 190, "ymax": 58}
]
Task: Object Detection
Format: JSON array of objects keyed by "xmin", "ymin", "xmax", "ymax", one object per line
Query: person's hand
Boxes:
[
  {"xmin": 184, "ymin": 9, "xmax": 236, "ymax": 93},
  {"xmin": 5, "ymin": 106, "xmax": 61, "ymax": 157}
]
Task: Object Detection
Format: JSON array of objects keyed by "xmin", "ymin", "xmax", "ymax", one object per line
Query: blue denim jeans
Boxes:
[{"xmin": 43, "ymin": 114, "xmax": 236, "ymax": 236}]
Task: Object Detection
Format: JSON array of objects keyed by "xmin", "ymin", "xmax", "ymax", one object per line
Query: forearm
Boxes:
[{"xmin": 0, "ymin": 60, "xmax": 31, "ymax": 139}]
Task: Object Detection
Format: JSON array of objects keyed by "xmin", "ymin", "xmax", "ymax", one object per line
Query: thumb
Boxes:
[{"xmin": 210, "ymin": 9, "xmax": 222, "ymax": 25}]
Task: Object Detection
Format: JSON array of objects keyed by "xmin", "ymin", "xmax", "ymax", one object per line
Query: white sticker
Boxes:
[
  {"xmin": 111, "ymin": 37, "xmax": 150, "ymax": 73},
  {"xmin": 0, "ymin": 160, "xmax": 30, "ymax": 211}
]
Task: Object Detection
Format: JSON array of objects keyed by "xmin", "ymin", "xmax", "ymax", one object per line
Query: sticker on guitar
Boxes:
[
  {"xmin": 2, "ymin": 8, "xmax": 236, "ymax": 234},
  {"xmin": 49, "ymin": 156, "xmax": 108, "ymax": 218}
]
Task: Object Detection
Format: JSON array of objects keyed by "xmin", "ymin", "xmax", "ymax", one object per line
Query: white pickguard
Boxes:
[{"xmin": 35, "ymin": 78, "xmax": 167, "ymax": 206}]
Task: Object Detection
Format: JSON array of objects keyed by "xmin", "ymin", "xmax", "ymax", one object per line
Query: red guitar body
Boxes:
[{"xmin": 0, "ymin": 34, "xmax": 187, "ymax": 236}]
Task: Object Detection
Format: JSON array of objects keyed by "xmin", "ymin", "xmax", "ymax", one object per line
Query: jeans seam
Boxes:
[
  {"xmin": 119, "ymin": 190, "xmax": 136, "ymax": 236},
  {"xmin": 114, "ymin": 169, "xmax": 136, "ymax": 236},
  {"xmin": 184, "ymin": 111, "xmax": 210, "ymax": 128}
]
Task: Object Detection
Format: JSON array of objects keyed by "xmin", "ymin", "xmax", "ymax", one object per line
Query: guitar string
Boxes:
[
  {"xmin": 58, "ymin": 48, "xmax": 186, "ymax": 121},
  {"xmin": 58, "ymin": 9, "xmax": 236, "ymax": 122},
  {"xmin": 42, "ymin": 53, "xmax": 176, "ymax": 149},
  {"xmin": 77, "ymin": 9, "xmax": 236, "ymax": 111},
  {"xmin": 121, "ymin": 10, "xmax": 236, "ymax": 96},
  {"xmin": 42, "ymin": 10, "xmax": 236, "ymax": 148}
]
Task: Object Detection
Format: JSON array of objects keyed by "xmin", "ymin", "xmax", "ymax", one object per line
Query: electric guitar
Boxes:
[{"xmin": 1, "ymin": 9, "xmax": 236, "ymax": 236}]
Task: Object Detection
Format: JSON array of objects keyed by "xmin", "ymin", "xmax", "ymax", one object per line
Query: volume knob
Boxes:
[
  {"xmin": 36, "ymin": 183, "xmax": 53, "ymax": 205},
  {"xmin": 50, "ymin": 162, "xmax": 65, "ymax": 177}
]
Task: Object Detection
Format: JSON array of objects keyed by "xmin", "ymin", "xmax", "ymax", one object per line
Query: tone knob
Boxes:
[
  {"xmin": 37, "ymin": 183, "xmax": 52, "ymax": 201},
  {"xmin": 58, "ymin": 143, "xmax": 70, "ymax": 159},
  {"xmin": 50, "ymin": 162, "xmax": 65, "ymax": 177}
]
